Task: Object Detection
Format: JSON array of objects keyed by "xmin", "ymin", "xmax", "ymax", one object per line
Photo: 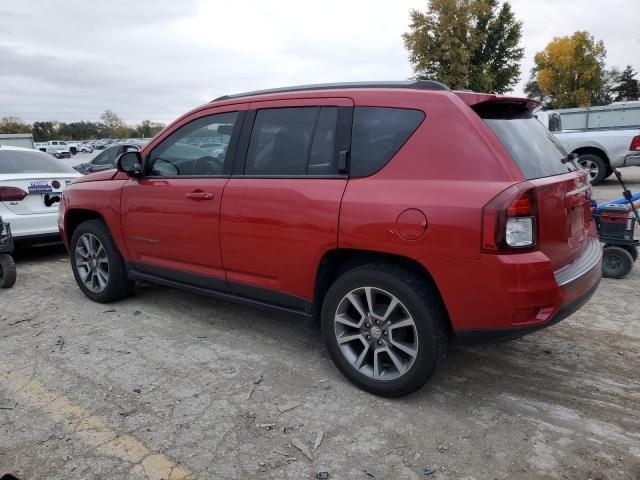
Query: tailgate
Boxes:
[
  {"xmin": 472, "ymin": 98, "xmax": 595, "ymax": 271},
  {"xmin": 530, "ymin": 170, "xmax": 593, "ymax": 269}
]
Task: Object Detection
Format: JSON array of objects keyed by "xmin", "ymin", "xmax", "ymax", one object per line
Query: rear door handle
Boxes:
[{"xmin": 186, "ymin": 191, "xmax": 214, "ymax": 200}]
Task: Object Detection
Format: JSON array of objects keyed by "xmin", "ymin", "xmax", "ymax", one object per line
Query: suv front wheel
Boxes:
[
  {"xmin": 321, "ymin": 264, "xmax": 447, "ymax": 397},
  {"xmin": 70, "ymin": 219, "xmax": 133, "ymax": 303}
]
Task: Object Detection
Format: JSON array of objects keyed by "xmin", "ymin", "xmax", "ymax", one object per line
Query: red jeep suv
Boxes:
[{"xmin": 59, "ymin": 81, "xmax": 602, "ymax": 396}]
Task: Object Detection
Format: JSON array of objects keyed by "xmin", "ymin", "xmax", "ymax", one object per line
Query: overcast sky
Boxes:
[{"xmin": 1, "ymin": 0, "xmax": 639, "ymax": 125}]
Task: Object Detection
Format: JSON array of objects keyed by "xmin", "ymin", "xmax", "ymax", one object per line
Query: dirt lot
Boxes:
[{"xmin": 1, "ymin": 169, "xmax": 639, "ymax": 480}]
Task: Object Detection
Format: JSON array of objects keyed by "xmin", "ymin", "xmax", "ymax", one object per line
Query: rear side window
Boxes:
[
  {"xmin": 350, "ymin": 107, "xmax": 424, "ymax": 177},
  {"xmin": 245, "ymin": 107, "xmax": 338, "ymax": 176},
  {"xmin": 480, "ymin": 111, "xmax": 572, "ymax": 179}
]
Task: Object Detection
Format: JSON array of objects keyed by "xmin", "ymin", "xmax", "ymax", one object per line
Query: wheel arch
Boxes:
[
  {"xmin": 312, "ymin": 248, "xmax": 452, "ymax": 333},
  {"xmin": 64, "ymin": 209, "xmax": 106, "ymax": 245},
  {"xmin": 572, "ymin": 146, "xmax": 610, "ymax": 165}
]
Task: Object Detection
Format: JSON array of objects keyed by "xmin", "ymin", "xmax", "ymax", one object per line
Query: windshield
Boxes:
[
  {"xmin": 0, "ymin": 149, "xmax": 78, "ymax": 174},
  {"xmin": 482, "ymin": 116, "xmax": 574, "ymax": 179}
]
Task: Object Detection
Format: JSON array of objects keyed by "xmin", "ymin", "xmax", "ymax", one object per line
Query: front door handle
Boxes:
[{"xmin": 186, "ymin": 191, "xmax": 214, "ymax": 201}]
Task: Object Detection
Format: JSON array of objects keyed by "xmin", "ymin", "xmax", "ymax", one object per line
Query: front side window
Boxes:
[
  {"xmin": 244, "ymin": 106, "xmax": 339, "ymax": 176},
  {"xmin": 92, "ymin": 147, "xmax": 119, "ymax": 166},
  {"xmin": 350, "ymin": 107, "xmax": 425, "ymax": 177},
  {"xmin": 148, "ymin": 112, "xmax": 238, "ymax": 177}
]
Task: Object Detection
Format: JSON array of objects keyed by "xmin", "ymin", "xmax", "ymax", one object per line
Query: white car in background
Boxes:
[
  {"xmin": 0, "ymin": 146, "xmax": 81, "ymax": 244},
  {"xmin": 78, "ymin": 143, "xmax": 94, "ymax": 153}
]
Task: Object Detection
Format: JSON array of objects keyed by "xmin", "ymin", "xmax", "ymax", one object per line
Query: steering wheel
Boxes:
[{"xmin": 194, "ymin": 155, "xmax": 224, "ymax": 175}]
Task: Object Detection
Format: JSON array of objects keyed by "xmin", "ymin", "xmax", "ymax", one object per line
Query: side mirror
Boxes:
[{"xmin": 116, "ymin": 151, "xmax": 143, "ymax": 177}]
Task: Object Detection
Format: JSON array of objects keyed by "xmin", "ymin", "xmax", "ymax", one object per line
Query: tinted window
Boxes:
[
  {"xmin": 92, "ymin": 146, "xmax": 119, "ymax": 166},
  {"xmin": 350, "ymin": 107, "xmax": 424, "ymax": 177},
  {"xmin": 308, "ymin": 107, "xmax": 338, "ymax": 175},
  {"xmin": 0, "ymin": 149, "xmax": 78, "ymax": 174},
  {"xmin": 148, "ymin": 112, "xmax": 238, "ymax": 177},
  {"xmin": 483, "ymin": 117, "xmax": 572, "ymax": 179},
  {"xmin": 245, "ymin": 107, "xmax": 317, "ymax": 175}
]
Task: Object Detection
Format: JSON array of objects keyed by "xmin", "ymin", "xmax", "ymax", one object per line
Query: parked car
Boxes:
[
  {"xmin": 73, "ymin": 144, "xmax": 141, "ymax": 175},
  {"xmin": 0, "ymin": 146, "xmax": 80, "ymax": 244},
  {"xmin": 535, "ymin": 108, "xmax": 640, "ymax": 185},
  {"xmin": 47, "ymin": 141, "xmax": 74, "ymax": 156},
  {"xmin": 59, "ymin": 81, "xmax": 602, "ymax": 397},
  {"xmin": 78, "ymin": 143, "xmax": 94, "ymax": 153},
  {"xmin": 35, "ymin": 141, "xmax": 71, "ymax": 159}
]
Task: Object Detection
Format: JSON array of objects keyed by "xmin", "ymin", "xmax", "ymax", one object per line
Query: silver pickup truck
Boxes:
[{"xmin": 536, "ymin": 102, "xmax": 640, "ymax": 184}]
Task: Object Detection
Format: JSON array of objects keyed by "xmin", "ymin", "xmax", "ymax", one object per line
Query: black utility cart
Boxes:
[
  {"xmin": 592, "ymin": 169, "xmax": 640, "ymax": 279},
  {"xmin": 0, "ymin": 216, "xmax": 17, "ymax": 288}
]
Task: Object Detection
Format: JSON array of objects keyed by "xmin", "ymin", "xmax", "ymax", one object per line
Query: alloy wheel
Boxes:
[
  {"xmin": 334, "ymin": 287, "xmax": 418, "ymax": 381},
  {"xmin": 75, "ymin": 233, "xmax": 109, "ymax": 293},
  {"xmin": 578, "ymin": 158, "xmax": 599, "ymax": 181}
]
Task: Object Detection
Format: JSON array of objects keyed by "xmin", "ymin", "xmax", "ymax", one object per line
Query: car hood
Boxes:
[{"xmin": 70, "ymin": 169, "xmax": 118, "ymax": 184}]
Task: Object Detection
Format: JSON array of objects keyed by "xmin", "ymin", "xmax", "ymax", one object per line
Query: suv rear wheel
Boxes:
[
  {"xmin": 70, "ymin": 219, "xmax": 133, "ymax": 303},
  {"xmin": 321, "ymin": 264, "xmax": 447, "ymax": 397}
]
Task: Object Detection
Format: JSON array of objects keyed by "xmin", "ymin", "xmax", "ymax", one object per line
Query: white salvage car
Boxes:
[{"xmin": 0, "ymin": 146, "xmax": 81, "ymax": 244}]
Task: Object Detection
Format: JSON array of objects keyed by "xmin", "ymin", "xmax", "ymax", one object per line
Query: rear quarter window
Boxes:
[
  {"xmin": 350, "ymin": 107, "xmax": 424, "ymax": 177},
  {"xmin": 479, "ymin": 109, "xmax": 573, "ymax": 179}
]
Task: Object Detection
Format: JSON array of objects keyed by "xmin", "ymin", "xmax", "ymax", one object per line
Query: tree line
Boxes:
[
  {"xmin": 403, "ymin": 0, "xmax": 640, "ymax": 109},
  {"xmin": 0, "ymin": 109, "xmax": 165, "ymax": 142}
]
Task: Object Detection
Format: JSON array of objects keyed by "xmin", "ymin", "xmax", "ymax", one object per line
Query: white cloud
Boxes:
[{"xmin": 0, "ymin": 0, "xmax": 638, "ymax": 124}]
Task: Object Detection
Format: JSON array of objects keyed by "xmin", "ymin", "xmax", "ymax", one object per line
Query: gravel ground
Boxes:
[{"xmin": 1, "ymin": 168, "xmax": 639, "ymax": 480}]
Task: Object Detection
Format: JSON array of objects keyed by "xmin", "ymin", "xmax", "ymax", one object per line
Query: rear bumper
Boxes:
[
  {"xmin": 456, "ymin": 274, "xmax": 600, "ymax": 345},
  {"xmin": 446, "ymin": 238, "xmax": 602, "ymax": 346},
  {"xmin": 0, "ymin": 205, "xmax": 60, "ymax": 239},
  {"xmin": 624, "ymin": 152, "xmax": 640, "ymax": 167}
]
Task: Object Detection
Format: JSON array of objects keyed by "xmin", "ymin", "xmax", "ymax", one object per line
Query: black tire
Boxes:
[
  {"xmin": 70, "ymin": 219, "xmax": 133, "ymax": 302},
  {"xmin": 321, "ymin": 263, "xmax": 448, "ymax": 397},
  {"xmin": 0, "ymin": 254, "xmax": 17, "ymax": 288},
  {"xmin": 605, "ymin": 167, "xmax": 614, "ymax": 179},
  {"xmin": 619, "ymin": 244, "xmax": 638, "ymax": 262},
  {"xmin": 602, "ymin": 246, "xmax": 634, "ymax": 279},
  {"xmin": 577, "ymin": 153, "xmax": 608, "ymax": 185}
]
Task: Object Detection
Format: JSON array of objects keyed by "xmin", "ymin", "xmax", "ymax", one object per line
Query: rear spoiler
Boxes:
[{"xmin": 454, "ymin": 91, "xmax": 539, "ymax": 117}]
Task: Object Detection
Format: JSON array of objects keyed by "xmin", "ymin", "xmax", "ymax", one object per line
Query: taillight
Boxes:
[
  {"xmin": 630, "ymin": 135, "xmax": 640, "ymax": 151},
  {"xmin": 482, "ymin": 182, "xmax": 537, "ymax": 253},
  {"xmin": 0, "ymin": 186, "xmax": 27, "ymax": 202}
]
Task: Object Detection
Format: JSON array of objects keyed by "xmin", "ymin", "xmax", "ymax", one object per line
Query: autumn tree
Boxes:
[
  {"xmin": 527, "ymin": 31, "xmax": 606, "ymax": 109},
  {"xmin": 100, "ymin": 109, "xmax": 125, "ymax": 137},
  {"xmin": 403, "ymin": 0, "xmax": 524, "ymax": 93},
  {"xmin": 612, "ymin": 65, "xmax": 640, "ymax": 101},
  {"xmin": 0, "ymin": 116, "xmax": 32, "ymax": 134}
]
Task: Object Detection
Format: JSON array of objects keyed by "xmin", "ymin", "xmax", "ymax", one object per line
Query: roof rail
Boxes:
[{"xmin": 211, "ymin": 80, "xmax": 449, "ymax": 102}]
